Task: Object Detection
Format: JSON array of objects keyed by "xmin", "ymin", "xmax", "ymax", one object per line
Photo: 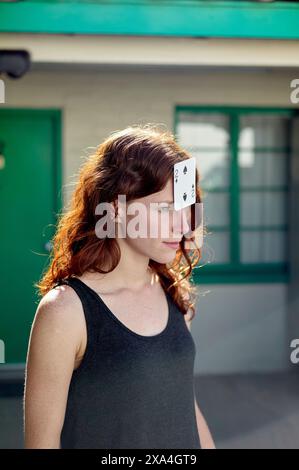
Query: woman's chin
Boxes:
[{"xmin": 153, "ymin": 252, "xmax": 178, "ymax": 264}]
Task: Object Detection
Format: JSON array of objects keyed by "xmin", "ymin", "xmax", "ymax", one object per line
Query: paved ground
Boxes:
[
  {"xmin": 194, "ymin": 371, "xmax": 299, "ymax": 449},
  {"xmin": 0, "ymin": 371, "xmax": 298, "ymax": 449}
]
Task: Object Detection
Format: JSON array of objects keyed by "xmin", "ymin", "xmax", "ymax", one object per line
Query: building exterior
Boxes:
[{"xmin": 0, "ymin": 0, "xmax": 299, "ymax": 378}]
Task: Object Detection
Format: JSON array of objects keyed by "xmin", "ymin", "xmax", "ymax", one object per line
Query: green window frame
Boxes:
[{"xmin": 174, "ymin": 105, "xmax": 295, "ymax": 284}]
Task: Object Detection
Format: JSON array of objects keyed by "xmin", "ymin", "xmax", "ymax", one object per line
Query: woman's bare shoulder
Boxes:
[
  {"xmin": 24, "ymin": 284, "xmax": 86, "ymax": 431},
  {"xmin": 32, "ymin": 283, "xmax": 85, "ymax": 344}
]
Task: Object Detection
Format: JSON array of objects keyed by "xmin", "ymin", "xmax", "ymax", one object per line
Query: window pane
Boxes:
[
  {"xmin": 241, "ymin": 230, "xmax": 286, "ymax": 263},
  {"xmin": 239, "ymin": 114, "xmax": 289, "ymax": 149},
  {"xmin": 203, "ymin": 192, "xmax": 230, "ymax": 227},
  {"xmin": 190, "ymin": 150, "xmax": 230, "ymax": 189},
  {"xmin": 176, "ymin": 112, "xmax": 230, "ymax": 148},
  {"xmin": 201, "ymin": 231, "xmax": 230, "ymax": 264},
  {"xmin": 240, "ymin": 191, "xmax": 287, "ymax": 227},
  {"xmin": 176, "ymin": 112, "xmax": 231, "ymax": 267},
  {"xmin": 239, "ymin": 151, "xmax": 288, "ymax": 188}
]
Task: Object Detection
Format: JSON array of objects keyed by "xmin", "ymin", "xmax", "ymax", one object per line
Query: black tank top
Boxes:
[{"xmin": 55, "ymin": 276, "xmax": 201, "ymax": 449}]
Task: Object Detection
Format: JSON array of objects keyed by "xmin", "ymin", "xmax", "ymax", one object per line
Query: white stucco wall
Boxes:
[{"xmin": 193, "ymin": 283, "xmax": 288, "ymax": 374}]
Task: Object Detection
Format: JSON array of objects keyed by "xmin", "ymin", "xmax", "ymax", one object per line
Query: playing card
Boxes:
[{"xmin": 173, "ymin": 157, "xmax": 196, "ymax": 210}]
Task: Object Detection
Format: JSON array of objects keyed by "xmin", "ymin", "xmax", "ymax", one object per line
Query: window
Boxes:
[{"xmin": 174, "ymin": 107, "xmax": 293, "ymax": 283}]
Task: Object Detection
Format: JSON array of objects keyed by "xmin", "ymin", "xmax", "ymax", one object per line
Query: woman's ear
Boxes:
[
  {"xmin": 113, "ymin": 197, "xmax": 126, "ymax": 231},
  {"xmin": 112, "ymin": 199, "xmax": 118, "ymax": 220}
]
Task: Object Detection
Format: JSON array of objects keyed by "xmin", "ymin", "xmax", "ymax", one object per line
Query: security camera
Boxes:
[{"xmin": 0, "ymin": 50, "xmax": 31, "ymax": 79}]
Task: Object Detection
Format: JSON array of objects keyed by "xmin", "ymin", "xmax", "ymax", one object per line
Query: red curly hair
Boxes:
[{"xmin": 36, "ymin": 124, "xmax": 204, "ymax": 320}]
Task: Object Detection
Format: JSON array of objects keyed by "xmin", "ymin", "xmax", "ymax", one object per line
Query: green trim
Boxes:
[
  {"xmin": 239, "ymin": 187, "xmax": 288, "ymax": 191},
  {"xmin": 191, "ymin": 270, "xmax": 290, "ymax": 285},
  {"xmin": 239, "ymin": 226, "xmax": 288, "ymax": 231},
  {"xmin": 176, "ymin": 105, "xmax": 295, "ymax": 114},
  {"xmin": 184, "ymin": 146, "xmax": 291, "ymax": 153},
  {"xmin": 175, "ymin": 104, "xmax": 294, "ymax": 284},
  {"xmin": 191, "ymin": 262, "xmax": 289, "ymax": 284},
  {"xmin": 0, "ymin": 1, "xmax": 299, "ymax": 39},
  {"xmin": 204, "ymin": 186, "xmax": 288, "ymax": 192},
  {"xmin": 230, "ymin": 112, "xmax": 239, "ymax": 265},
  {"xmin": 205, "ymin": 225, "xmax": 288, "ymax": 231}
]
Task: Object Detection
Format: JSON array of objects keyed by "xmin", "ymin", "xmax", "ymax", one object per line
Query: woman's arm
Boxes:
[
  {"xmin": 184, "ymin": 312, "xmax": 216, "ymax": 449},
  {"xmin": 194, "ymin": 397, "xmax": 216, "ymax": 449},
  {"xmin": 24, "ymin": 286, "xmax": 84, "ymax": 448}
]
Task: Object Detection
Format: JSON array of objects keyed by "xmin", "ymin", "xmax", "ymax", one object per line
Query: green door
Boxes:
[{"xmin": 0, "ymin": 109, "xmax": 62, "ymax": 365}]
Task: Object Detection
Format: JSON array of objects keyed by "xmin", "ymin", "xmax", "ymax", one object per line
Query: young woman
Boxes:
[{"xmin": 24, "ymin": 124, "xmax": 215, "ymax": 449}]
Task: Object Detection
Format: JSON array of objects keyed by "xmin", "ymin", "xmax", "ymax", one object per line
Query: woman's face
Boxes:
[{"xmin": 116, "ymin": 178, "xmax": 191, "ymax": 264}]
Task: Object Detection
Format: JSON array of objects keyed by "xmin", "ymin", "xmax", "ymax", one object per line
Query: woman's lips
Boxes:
[{"xmin": 163, "ymin": 241, "xmax": 180, "ymax": 250}]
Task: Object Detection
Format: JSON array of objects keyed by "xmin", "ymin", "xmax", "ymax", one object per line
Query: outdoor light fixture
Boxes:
[{"xmin": 0, "ymin": 50, "xmax": 31, "ymax": 79}]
